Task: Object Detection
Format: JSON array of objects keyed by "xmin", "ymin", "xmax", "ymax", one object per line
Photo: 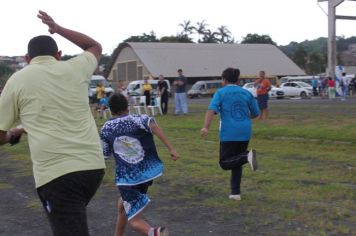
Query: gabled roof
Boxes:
[{"xmin": 108, "ymin": 42, "xmax": 305, "ymax": 78}]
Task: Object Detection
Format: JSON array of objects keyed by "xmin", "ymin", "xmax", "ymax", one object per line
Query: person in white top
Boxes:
[{"xmin": 340, "ymin": 72, "xmax": 350, "ymax": 101}]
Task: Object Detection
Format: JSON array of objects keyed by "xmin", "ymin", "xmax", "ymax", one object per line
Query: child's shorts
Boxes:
[{"xmin": 118, "ymin": 181, "xmax": 153, "ymax": 221}]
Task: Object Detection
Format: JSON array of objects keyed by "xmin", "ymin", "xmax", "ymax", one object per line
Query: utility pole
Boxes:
[{"xmin": 318, "ymin": 0, "xmax": 356, "ymax": 80}]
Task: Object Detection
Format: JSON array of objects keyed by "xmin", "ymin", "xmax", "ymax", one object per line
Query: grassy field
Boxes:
[{"xmin": 1, "ymin": 100, "xmax": 355, "ymax": 235}]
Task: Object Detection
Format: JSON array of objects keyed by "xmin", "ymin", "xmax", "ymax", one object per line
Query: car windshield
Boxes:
[
  {"xmin": 191, "ymin": 83, "xmax": 203, "ymax": 90},
  {"xmin": 244, "ymin": 83, "xmax": 254, "ymax": 88},
  {"xmin": 89, "ymin": 79, "xmax": 110, "ymax": 88},
  {"xmin": 127, "ymin": 83, "xmax": 138, "ymax": 91},
  {"xmin": 296, "ymin": 82, "xmax": 311, "ymax": 87}
]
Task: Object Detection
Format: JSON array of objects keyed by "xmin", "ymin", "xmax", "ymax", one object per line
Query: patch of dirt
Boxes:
[{"xmin": 0, "ymin": 151, "xmax": 268, "ymax": 236}]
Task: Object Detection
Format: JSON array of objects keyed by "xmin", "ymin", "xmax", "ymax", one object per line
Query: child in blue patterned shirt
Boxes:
[{"xmin": 100, "ymin": 93, "xmax": 178, "ymax": 236}]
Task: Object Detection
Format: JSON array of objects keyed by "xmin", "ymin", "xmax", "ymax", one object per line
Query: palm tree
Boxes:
[
  {"xmin": 178, "ymin": 20, "xmax": 194, "ymax": 38},
  {"xmin": 194, "ymin": 20, "xmax": 208, "ymax": 43},
  {"xmin": 201, "ymin": 29, "xmax": 219, "ymax": 43},
  {"xmin": 217, "ymin": 25, "xmax": 233, "ymax": 44}
]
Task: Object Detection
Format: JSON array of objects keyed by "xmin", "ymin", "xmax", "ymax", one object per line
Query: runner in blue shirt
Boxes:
[
  {"xmin": 100, "ymin": 93, "xmax": 178, "ymax": 236},
  {"xmin": 201, "ymin": 67, "xmax": 260, "ymax": 201}
]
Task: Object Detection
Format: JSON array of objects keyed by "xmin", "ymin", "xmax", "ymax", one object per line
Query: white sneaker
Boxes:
[
  {"xmin": 248, "ymin": 149, "xmax": 257, "ymax": 171},
  {"xmin": 229, "ymin": 194, "xmax": 241, "ymax": 200},
  {"xmin": 154, "ymin": 227, "xmax": 169, "ymax": 236}
]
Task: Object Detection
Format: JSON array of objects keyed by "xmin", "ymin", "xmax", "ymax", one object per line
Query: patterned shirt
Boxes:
[{"xmin": 100, "ymin": 114, "xmax": 163, "ymax": 185}]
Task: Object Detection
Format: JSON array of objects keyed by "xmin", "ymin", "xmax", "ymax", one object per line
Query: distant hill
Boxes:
[{"xmin": 279, "ymin": 36, "xmax": 356, "ymax": 56}]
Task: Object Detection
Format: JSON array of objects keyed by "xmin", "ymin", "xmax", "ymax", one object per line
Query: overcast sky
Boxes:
[{"xmin": 1, "ymin": 0, "xmax": 356, "ymax": 56}]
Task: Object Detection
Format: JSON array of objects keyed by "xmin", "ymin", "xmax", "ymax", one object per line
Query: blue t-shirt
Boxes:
[
  {"xmin": 100, "ymin": 114, "xmax": 163, "ymax": 185},
  {"xmin": 208, "ymin": 85, "xmax": 260, "ymax": 141},
  {"xmin": 99, "ymin": 97, "xmax": 108, "ymax": 106}
]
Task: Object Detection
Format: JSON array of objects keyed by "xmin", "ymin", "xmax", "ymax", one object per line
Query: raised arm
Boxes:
[{"xmin": 37, "ymin": 10, "xmax": 102, "ymax": 62}]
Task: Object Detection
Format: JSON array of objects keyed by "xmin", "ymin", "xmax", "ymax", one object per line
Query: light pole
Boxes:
[{"xmin": 318, "ymin": 0, "xmax": 356, "ymax": 79}]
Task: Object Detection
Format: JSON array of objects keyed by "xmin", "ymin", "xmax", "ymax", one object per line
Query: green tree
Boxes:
[
  {"xmin": 306, "ymin": 52, "xmax": 325, "ymax": 74},
  {"xmin": 0, "ymin": 63, "xmax": 14, "ymax": 87},
  {"xmin": 293, "ymin": 45, "xmax": 308, "ymax": 70},
  {"xmin": 201, "ymin": 29, "xmax": 219, "ymax": 43},
  {"xmin": 61, "ymin": 55, "xmax": 75, "ymax": 61},
  {"xmin": 160, "ymin": 35, "xmax": 193, "ymax": 43},
  {"xmin": 194, "ymin": 20, "xmax": 208, "ymax": 43},
  {"xmin": 241, "ymin": 33, "xmax": 277, "ymax": 45},
  {"xmin": 179, "ymin": 20, "xmax": 194, "ymax": 35},
  {"xmin": 0, "ymin": 63, "xmax": 14, "ymax": 77},
  {"xmin": 123, "ymin": 31, "xmax": 159, "ymax": 42},
  {"xmin": 217, "ymin": 25, "xmax": 234, "ymax": 44}
]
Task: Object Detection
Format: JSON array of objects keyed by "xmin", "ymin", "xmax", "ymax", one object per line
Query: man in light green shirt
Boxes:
[{"xmin": 0, "ymin": 10, "xmax": 105, "ymax": 236}]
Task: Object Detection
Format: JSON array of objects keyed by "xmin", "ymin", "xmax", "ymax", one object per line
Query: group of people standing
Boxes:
[
  {"xmin": 141, "ymin": 75, "xmax": 170, "ymax": 114},
  {"xmin": 140, "ymin": 69, "xmax": 188, "ymax": 116},
  {"xmin": 314, "ymin": 73, "xmax": 355, "ymax": 100}
]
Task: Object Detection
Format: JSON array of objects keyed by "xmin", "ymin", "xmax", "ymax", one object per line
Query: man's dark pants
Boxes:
[{"xmin": 37, "ymin": 169, "xmax": 105, "ymax": 236}]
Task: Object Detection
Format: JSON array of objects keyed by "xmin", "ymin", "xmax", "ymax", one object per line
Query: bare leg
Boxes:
[
  {"xmin": 91, "ymin": 104, "xmax": 97, "ymax": 119},
  {"xmin": 129, "ymin": 213, "xmax": 152, "ymax": 235},
  {"xmin": 115, "ymin": 198, "xmax": 127, "ymax": 236},
  {"xmin": 263, "ymin": 108, "xmax": 269, "ymax": 120}
]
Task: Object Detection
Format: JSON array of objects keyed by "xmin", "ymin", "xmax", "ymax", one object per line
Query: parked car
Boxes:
[
  {"xmin": 279, "ymin": 75, "xmax": 316, "ymax": 85},
  {"xmin": 88, "ymin": 75, "xmax": 114, "ymax": 103},
  {"xmin": 188, "ymin": 80, "xmax": 223, "ymax": 98},
  {"xmin": 242, "ymin": 83, "xmax": 285, "ymax": 99},
  {"xmin": 279, "ymin": 81, "xmax": 313, "ymax": 98}
]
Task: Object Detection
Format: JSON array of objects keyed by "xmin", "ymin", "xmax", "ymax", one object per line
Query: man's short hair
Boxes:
[
  {"xmin": 222, "ymin": 67, "xmax": 240, "ymax": 83},
  {"xmin": 109, "ymin": 93, "xmax": 128, "ymax": 114},
  {"xmin": 27, "ymin": 35, "xmax": 58, "ymax": 58},
  {"xmin": 177, "ymin": 69, "xmax": 183, "ymax": 73}
]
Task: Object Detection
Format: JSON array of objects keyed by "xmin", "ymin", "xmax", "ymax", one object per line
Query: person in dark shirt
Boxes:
[{"xmin": 157, "ymin": 74, "xmax": 169, "ymax": 114}]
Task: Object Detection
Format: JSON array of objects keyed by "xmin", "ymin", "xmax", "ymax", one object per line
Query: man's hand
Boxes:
[
  {"xmin": 37, "ymin": 10, "xmax": 59, "ymax": 34},
  {"xmin": 8, "ymin": 127, "xmax": 25, "ymax": 146},
  {"xmin": 200, "ymin": 127, "xmax": 209, "ymax": 137},
  {"xmin": 0, "ymin": 127, "xmax": 25, "ymax": 146}
]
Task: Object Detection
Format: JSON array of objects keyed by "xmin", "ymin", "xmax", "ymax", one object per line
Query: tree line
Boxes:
[
  {"xmin": 106, "ymin": 19, "xmax": 356, "ymax": 76},
  {"xmin": 1, "ymin": 20, "xmax": 356, "ymax": 82}
]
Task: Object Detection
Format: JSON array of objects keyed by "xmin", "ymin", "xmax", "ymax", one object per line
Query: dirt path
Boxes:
[{"xmin": 0, "ymin": 152, "xmax": 256, "ymax": 236}]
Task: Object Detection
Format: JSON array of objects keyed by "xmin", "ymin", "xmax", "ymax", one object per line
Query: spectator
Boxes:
[
  {"xmin": 0, "ymin": 10, "xmax": 106, "ymax": 235},
  {"xmin": 174, "ymin": 69, "xmax": 188, "ymax": 115},
  {"xmin": 254, "ymin": 70, "xmax": 271, "ymax": 120},
  {"xmin": 312, "ymin": 77, "xmax": 318, "ymax": 96},
  {"xmin": 117, "ymin": 80, "xmax": 128, "ymax": 98},
  {"xmin": 142, "ymin": 78, "xmax": 152, "ymax": 106},
  {"xmin": 327, "ymin": 76, "xmax": 336, "ymax": 99},
  {"xmin": 98, "ymin": 93, "xmax": 109, "ymax": 119},
  {"xmin": 340, "ymin": 72, "xmax": 350, "ymax": 101},
  {"xmin": 96, "ymin": 82, "xmax": 105, "ymax": 103},
  {"xmin": 157, "ymin": 74, "xmax": 169, "ymax": 114}
]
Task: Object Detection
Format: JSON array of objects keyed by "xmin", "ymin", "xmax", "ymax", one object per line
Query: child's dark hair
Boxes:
[
  {"xmin": 222, "ymin": 67, "xmax": 240, "ymax": 83},
  {"xmin": 108, "ymin": 93, "xmax": 128, "ymax": 114}
]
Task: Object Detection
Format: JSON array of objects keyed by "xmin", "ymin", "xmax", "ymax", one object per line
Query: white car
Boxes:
[
  {"xmin": 242, "ymin": 83, "xmax": 285, "ymax": 99},
  {"xmin": 279, "ymin": 81, "xmax": 313, "ymax": 98}
]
